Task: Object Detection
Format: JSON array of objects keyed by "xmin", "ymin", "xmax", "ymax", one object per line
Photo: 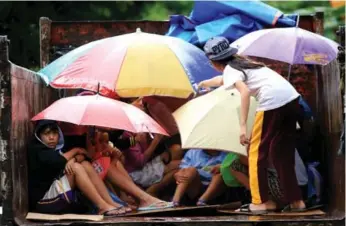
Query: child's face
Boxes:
[{"xmin": 40, "ymin": 128, "xmax": 59, "ymax": 148}]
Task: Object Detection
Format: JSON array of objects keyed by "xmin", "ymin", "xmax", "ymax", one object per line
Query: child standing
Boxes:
[{"xmin": 198, "ymin": 36, "xmax": 305, "ymax": 214}]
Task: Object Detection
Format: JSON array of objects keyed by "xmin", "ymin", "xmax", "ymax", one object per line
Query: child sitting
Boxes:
[
  {"xmin": 121, "ymin": 131, "xmax": 182, "ymax": 196},
  {"xmin": 27, "ymin": 120, "xmax": 126, "ymax": 216},
  {"xmin": 172, "ymin": 149, "xmax": 227, "ymax": 207},
  {"xmin": 85, "ymin": 127, "xmax": 173, "ymax": 212}
]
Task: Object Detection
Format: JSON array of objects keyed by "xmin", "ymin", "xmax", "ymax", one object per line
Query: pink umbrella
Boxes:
[{"xmin": 32, "ymin": 94, "xmax": 168, "ymax": 135}]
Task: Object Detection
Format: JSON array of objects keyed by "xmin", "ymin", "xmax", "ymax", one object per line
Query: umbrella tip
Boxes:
[{"xmin": 136, "ymin": 28, "xmax": 142, "ymax": 33}]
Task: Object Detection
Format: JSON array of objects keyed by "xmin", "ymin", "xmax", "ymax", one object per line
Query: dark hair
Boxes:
[
  {"xmin": 213, "ymin": 55, "xmax": 265, "ymax": 81},
  {"xmin": 37, "ymin": 123, "xmax": 59, "ymax": 136}
]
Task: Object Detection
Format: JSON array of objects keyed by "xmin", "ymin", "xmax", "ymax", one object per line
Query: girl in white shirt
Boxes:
[{"xmin": 198, "ymin": 36, "xmax": 306, "ymax": 214}]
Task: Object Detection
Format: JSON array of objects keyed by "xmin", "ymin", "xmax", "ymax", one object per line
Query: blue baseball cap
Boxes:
[{"xmin": 203, "ymin": 36, "xmax": 238, "ymax": 61}]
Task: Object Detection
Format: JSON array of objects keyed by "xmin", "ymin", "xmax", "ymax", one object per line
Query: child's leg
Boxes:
[
  {"xmin": 172, "ymin": 168, "xmax": 203, "ymax": 204},
  {"xmin": 160, "ymin": 144, "xmax": 184, "ymax": 164},
  {"xmin": 113, "ymin": 160, "xmax": 133, "ymax": 181},
  {"xmin": 170, "ymin": 144, "xmax": 184, "ymax": 160},
  {"xmin": 106, "ymin": 162, "xmax": 168, "ymax": 208},
  {"xmin": 230, "ymin": 159, "xmax": 250, "ymax": 190},
  {"xmin": 164, "ymin": 160, "xmax": 181, "ymax": 174},
  {"xmin": 66, "ymin": 162, "xmax": 123, "ymax": 215},
  {"xmin": 80, "ymin": 161, "xmax": 127, "ymax": 212},
  {"xmin": 146, "ymin": 169, "xmax": 178, "ymax": 197},
  {"xmin": 231, "ymin": 169, "xmax": 250, "ymax": 190},
  {"xmin": 198, "ymin": 173, "xmax": 226, "ymax": 204}
]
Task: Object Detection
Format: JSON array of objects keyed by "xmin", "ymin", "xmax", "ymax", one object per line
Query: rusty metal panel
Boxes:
[
  {"xmin": 10, "ymin": 63, "xmax": 57, "ymax": 220},
  {"xmin": 0, "ymin": 36, "xmax": 14, "ymax": 226},
  {"xmin": 43, "ymin": 19, "xmax": 169, "ymax": 62},
  {"xmin": 50, "ymin": 20, "xmax": 169, "ymax": 45},
  {"xmin": 0, "ymin": 35, "xmax": 58, "ymax": 225},
  {"xmin": 312, "ymin": 12, "xmax": 344, "ymax": 215}
]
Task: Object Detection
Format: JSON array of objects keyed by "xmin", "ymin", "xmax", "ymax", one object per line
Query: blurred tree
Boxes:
[
  {"xmin": 264, "ymin": 1, "xmax": 345, "ymax": 40},
  {"xmin": 0, "ymin": 1, "xmax": 145, "ymax": 68}
]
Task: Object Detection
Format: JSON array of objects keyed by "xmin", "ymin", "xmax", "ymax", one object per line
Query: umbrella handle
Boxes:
[
  {"xmin": 144, "ymin": 124, "xmax": 154, "ymax": 139},
  {"xmin": 96, "ymin": 83, "xmax": 100, "ymax": 94}
]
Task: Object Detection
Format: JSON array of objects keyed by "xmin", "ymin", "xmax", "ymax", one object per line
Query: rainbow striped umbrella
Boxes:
[{"xmin": 38, "ymin": 29, "xmax": 218, "ymax": 98}]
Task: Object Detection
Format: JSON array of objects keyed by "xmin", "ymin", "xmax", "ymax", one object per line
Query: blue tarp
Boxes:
[{"xmin": 166, "ymin": 1, "xmax": 298, "ymax": 46}]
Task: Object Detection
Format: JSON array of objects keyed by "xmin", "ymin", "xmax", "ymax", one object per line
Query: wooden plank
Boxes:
[
  {"xmin": 218, "ymin": 209, "xmax": 326, "ymax": 216},
  {"xmin": 125, "ymin": 205, "xmax": 221, "ymax": 216},
  {"xmin": 26, "ymin": 212, "xmax": 103, "ymax": 222}
]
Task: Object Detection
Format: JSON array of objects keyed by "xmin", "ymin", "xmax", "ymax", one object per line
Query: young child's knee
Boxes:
[
  {"xmin": 72, "ymin": 162, "xmax": 84, "ymax": 172},
  {"xmin": 80, "ymin": 160, "xmax": 93, "ymax": 169},
  {"xmin": 184, "ymin": 167, "xmax": 198, "ymax": 177},
  {"xmin": 170, "ymin": 144, "xmax": 183, "ymax": 160}
]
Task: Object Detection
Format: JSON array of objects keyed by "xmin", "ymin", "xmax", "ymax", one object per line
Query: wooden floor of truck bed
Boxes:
[{"xmin": 19, "ymin": 202, "xmax": 345, "ymax": 226}]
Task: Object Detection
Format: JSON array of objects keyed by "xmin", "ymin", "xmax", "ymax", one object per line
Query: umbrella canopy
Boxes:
[
  {"xmin": 32, "ymin": 95, "xmax": 168, "ymax": 135},
  {"xmin": 173, "ymin": 87, "xmax": 258, "ymax": 156},
  {"xmin": 38, "ymin": 29, "xmax": 218, "ymax": 99},
  {"xmin": 230, "ymin": 27, "xmax": 339, "ymax": 65}
]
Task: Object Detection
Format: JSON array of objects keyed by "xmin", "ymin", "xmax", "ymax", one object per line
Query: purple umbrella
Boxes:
[{"xmin": 230, "ymin": 27, "xmax": 339, "ymax": 66}]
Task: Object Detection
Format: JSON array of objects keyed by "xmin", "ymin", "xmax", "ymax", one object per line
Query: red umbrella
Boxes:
[{"xmin": 32, "ymin": 95, "xmax": 168, "ymax": 135}]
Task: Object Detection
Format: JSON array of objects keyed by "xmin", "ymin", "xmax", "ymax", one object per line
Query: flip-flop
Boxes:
[
  {"xmin": 237, "ymin": 204, "xmax": 268, "ymax": 215},
  {"xmin": 101, "ymin": 206, "xmax": 126, "ymax": 217},
  {"xmin": 196, "ymin": 199, "xmax": 207, "ymax": 206},
  {"xmin": 281, "ymin": 205, "xmax": 306, "ymax": 213},
  {"xmin": 137, "ymin": 201, "xmax": 174, "ymax": 211},
  {"xmin": 281, "ymin": 204, "xmax": 323, "ymax": 213},
  {"xmin": 172, "ymin": 201, "xmax": 180, "ymax": 207}
]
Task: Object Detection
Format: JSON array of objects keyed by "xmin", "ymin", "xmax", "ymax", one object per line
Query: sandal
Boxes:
[
  {"xmin": 100, "ymin": 206, "xmax": 126, "ymax": 217},
  {"xmin": 281, "ymin": 205, "xmax": 306, "ymax": 213},
  {"xmin": 237, "ymin": 204, "xmax": 268, "ymax": 215},
  {"xmin": 196, "ymin": 199, "xmax": 207, "ymax": 206},
  {"xmin": 137, "ymin": 201, "xmax": 173, "ymax": 211},
  {"xmin": 172, "ymin": 200, "xmax": 180, "ymax": 207},
  {"xmin": 281, "ymin": 203, "xmax": 323, "ymax": 213}
]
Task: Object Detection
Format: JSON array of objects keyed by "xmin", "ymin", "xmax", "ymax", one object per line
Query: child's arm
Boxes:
[
  {"xmin": 197, "ymin": 76, "xmax": 223, "ymax": 90},
  {"xmin": 142, "ymin": 134, "xmax": 163, "ymax": 164},
  {"xmin": 235, "ymin": 81, "xmax": 251, "ymax": 146},
  {"xmin": 62, "ymin": 148, "xmax": 86, "ymax": 161}
]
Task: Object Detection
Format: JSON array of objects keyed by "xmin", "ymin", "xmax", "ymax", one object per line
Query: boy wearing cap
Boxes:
[{"xmin": 198, "ymin": 36, "xmax": 305, "ymax": 214}]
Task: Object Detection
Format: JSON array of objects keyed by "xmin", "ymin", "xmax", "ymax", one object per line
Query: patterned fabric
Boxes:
[{"xmin": 230, "ymin": 159, "xmax": 284, "ymax": 202}]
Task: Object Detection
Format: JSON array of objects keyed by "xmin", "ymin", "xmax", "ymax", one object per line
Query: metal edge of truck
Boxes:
[{"xmin": 0, "ymin": 11, "xmax": 344, "ymax": 226}]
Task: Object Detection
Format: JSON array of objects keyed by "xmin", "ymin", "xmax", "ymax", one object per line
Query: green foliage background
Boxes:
[{"xmin": 0, "ymin": 1, "xmax": 344, "ymax": 70}]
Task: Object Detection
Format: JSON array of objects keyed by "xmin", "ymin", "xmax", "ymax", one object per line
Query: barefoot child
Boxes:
[{"xmin": 172, "ymin": 149, "xmax": 227, "ymax": 207}]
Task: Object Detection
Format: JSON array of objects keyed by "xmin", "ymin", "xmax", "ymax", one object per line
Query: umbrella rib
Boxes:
[{"xmin": 291, "ymin": 28, "xmax": 300, "ymax": 64}]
